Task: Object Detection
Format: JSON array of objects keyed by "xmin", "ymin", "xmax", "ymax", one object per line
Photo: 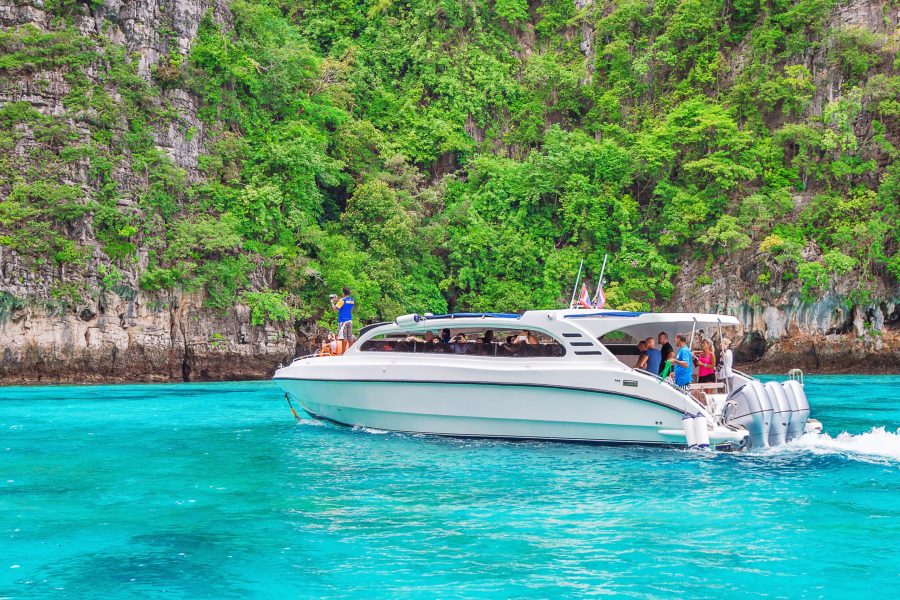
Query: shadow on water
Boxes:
[{"xmin": 12, "ymin": 532, "xmax": 249, "ymax": 599}]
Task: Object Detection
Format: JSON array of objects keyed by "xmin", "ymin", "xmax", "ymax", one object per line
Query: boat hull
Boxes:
[{"xmin": 276, "ymin": 377, "xmax": 746, "ymax": 447}]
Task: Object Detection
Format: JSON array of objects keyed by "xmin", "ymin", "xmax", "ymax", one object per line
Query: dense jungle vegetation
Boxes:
[{"xmin": 0, "ymin": 0, "xmax": 897, "ymax": 329}]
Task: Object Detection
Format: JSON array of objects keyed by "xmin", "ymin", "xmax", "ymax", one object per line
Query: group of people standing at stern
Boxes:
[{"xmin": 633, "ymin": 332, "xmax": 733, "ymax": 389}]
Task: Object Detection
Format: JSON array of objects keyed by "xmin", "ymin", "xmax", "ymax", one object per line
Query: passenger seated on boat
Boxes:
[
  {"xmin": 451, "ymin": 334, "xmax": 468, "ymax": 354},
  {"xmin": 440, "ymin": 328, "xmax": 452, "ymax": 344},
  {"xmin": 633, "ymin": 340, "xmax": 649, "ymax": 369},
  {"xmin": 541, "ymin": 343, "xmax": 561, "ymax": 357},
  {"xmin": 511, "ymin": 330, "xmax": 528, "ymax": 345},
  {"xmin": 405, "ymin": 331, "xmax": 435, "ymax": 344},
  {"xmin": 318, "ymin": 332, "xmax": 338, "ymax": 356},
  {"xmin": 521, "ymin": 339, "xmax": 543, "ymax": 357},
  {"xmin": 502, "ymin": 335, "xmax": 521, "ymax": 355},
  {"xmin": 478, "ymin": 329, "xmax": 495, "ymax": 356}
]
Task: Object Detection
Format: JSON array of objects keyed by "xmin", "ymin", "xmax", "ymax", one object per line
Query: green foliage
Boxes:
[
  {"xmin": 798, "ymin": 261, "xmax": 829, "ymax": 303},
  {"xmin": 759, "ymin": 232, "xmax": 804, "ymax": 267},
  {"xmin": 828, "ymin": 27, "xmax": 886, "ymax": 86},
  {"xmin": 822, "ymin": 249, "xmax": 856, "ymax": 276},
  {"xmin": 0, "ymin": 24, "xmax": 96, "ymax": 74},
  {"xmin": 243, "ymin": 290, "xmax": 297, "ymax": 325},
  {"xmin": 0, "ymin": 291, "xmax": 24, "ymax": 323},
  {"xmin": 2, "ymin": 0, "xmax": 896, "ymax": 327},
  {"xmin": 0, "ymin": 182, "xmax": 92, "ymax": 263},
  {"xmin": 701, "ymin": 215, "xmax": 751, "ymax": 253},
  {"xmin": 495, "ymin": 0, "xmax": 529, "ymax": 24}
]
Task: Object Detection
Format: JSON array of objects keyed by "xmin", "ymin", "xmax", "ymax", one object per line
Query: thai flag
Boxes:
[
  {"xmin": 593, "ymin": 284, "xmax": 606, "ymax": 309},
  {"xmin": 577, "ymin": 283, "xmax": 592, "ymax": 308}
]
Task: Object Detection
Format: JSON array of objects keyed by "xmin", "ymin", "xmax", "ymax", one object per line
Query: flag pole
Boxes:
[
  {"xmin": 594, "ymin": 253, "xmax": 608, "ymax": 302},
  {"xmin": 569, "ymin": 258, "xmax": 584, "ymax": 309}
]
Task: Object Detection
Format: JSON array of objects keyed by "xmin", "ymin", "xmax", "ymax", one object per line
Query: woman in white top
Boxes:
[{"xmin": 718, "ymin": 337, "xmax": 734, "ymax": 392}]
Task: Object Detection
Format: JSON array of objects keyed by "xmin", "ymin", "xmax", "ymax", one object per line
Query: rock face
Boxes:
[
  {"xmin": 0, "ymin": 0, "xmax": 300, "ymax": 384},
  {"xmin": 0, "ymin": 246, "xmax": 297, "ymax": 383},
  {"xmin": 656, "ymin": 0, "xmax": 900, "ymax": 374},
  {"xmin": 0, "ymin": 290, "xmax": 296, "ymax": 384},
  {"xmin": 0, "ymin": 0, "xmax": 897, "ymax": 382},
  {"xmin": 663, "ymin": 254, "xmax": 900, "ymax": 374}
]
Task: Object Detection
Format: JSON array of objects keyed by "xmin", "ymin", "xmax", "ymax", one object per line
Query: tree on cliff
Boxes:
[{"xmin": 0, "ymin": 0, "xmax": 896, "ymax": 336}]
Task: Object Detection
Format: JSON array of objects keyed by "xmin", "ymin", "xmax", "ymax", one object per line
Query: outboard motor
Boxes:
[
  {"xmin": 782, "ymin": 379, "xmax": 810, "ymax": 441},
  {"xmin": 726, "ymin": 380, "xmax": 774, "ymax": 449},
  {"xmin": 763, "ymin": 381, "xmax": 791, "ymax": 446}
]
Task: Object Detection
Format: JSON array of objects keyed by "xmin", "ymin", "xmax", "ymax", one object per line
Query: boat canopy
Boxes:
[
  {"xmin": 379, "ymin": 309, "xmax": 739, "ymax": 342},
  {"xmin": 425, "ymin": 312, "xmax": 521, "ymax": 320},
  {"xmin": 551, "ymin": 309, "xmax": 740, "ymax": 340}
]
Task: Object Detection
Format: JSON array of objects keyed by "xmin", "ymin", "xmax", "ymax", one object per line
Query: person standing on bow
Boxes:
[{"xmin": 330, "ymin": 286, "xmax": 355, "ymax": 355}]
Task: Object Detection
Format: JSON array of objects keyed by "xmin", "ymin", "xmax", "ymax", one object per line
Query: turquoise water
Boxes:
[{"xmin": 2, "ymin": 376, "xmax": 899, "ymax": 598}]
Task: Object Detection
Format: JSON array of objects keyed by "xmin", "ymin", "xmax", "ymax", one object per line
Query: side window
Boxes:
[{"xmin": 360, "ymin": 328, "xmax": 565, "ymax": 357}]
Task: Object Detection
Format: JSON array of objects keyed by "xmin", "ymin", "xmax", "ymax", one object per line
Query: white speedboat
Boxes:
[{"xmin": 274, "ymin": 310, "xmax": 820, "ymax": 450}]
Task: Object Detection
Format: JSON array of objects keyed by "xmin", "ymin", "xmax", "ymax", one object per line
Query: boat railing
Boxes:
[
  {"xmin": 731, "ymin": 368, "xmax": 755, "ymax": 380},
  {"xmin": 788, "ymin": 368, "xmax": 804, "ymax": 385},
  {"xmin": 290, "ymin": 353, "xmax": 319, "ymax": 364},
  {"xmin": 634, "ymin": 368, "xmax": 663, "ymax": 381}
]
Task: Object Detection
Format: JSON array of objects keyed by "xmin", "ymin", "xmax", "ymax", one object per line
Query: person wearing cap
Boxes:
[{"xmin": 330, "ymin": 286, "xmax": 355, "ymax": 355}]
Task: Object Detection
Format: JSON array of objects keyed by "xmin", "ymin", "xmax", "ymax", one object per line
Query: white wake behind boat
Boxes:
[{"xmin": 274, "ymin": 309, "xmax": 820, "ymax": 450}]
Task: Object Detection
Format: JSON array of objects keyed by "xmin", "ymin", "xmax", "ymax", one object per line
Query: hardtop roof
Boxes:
[{"xmin": 360, "ymin": 309, "xmax": 738, "ymax": 339}]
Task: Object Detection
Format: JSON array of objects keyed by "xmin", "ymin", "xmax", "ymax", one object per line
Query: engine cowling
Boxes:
[
  {"xmin": 782, "ymin": 379, "xmax": 810, "ymax": 441},
  {"xmin": 763, "ymin": 381, "xmax": 792, "ymax": 446},
  {"xmin": 726, "ymin": 380, "xmax": 774, "ymax": 449}
]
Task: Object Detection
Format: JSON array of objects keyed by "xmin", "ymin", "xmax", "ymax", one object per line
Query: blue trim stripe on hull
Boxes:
[
  {"xmin": 298, "ymin": 407, "xmax": 739, "ymax": 451},
  {"xmin": 274, "ymin": 377, "xmax": 687, "ymax": 415}
]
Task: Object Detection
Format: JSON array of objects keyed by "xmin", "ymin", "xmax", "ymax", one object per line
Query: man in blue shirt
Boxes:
[
  {"xmin": 331, "ymin": 287, "xmax": 355, "ymax": 355},
  {"xmin": 644, "ymin": 337, "xmax": 662, "ymax": 375},
  {"xmin": 668, "ymin": 333, "xmax": 694, "ymax": 388}
]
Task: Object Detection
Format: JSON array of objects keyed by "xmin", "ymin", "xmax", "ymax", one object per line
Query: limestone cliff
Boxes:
[
  {"xmin": 663, "ymin": 255, "xmax": 899, "ymax": 374},
  {"xmin": 0, "ymin": 0, "xmax": 298, "ymax": 383},
  {"xmin": 657, "ymin": 0, "xmax": 899, "ymax": 373},
  {"xmin": 0, "ymin": 0, "xmax": 897, "ymax": 383}
]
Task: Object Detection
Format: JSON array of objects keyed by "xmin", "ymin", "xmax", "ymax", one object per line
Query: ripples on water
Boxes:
[{"xmin": 1, "ymin": 376, "xmax": 898, "ymax": 598}]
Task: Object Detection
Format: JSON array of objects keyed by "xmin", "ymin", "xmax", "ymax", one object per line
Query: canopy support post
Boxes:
[
  {"xmin": 717, "ymin": 318, "xmax": 728, "ymax": 395},
  {"xmin": 594, "ymin": 253, "xmax": 608, "ymax": 305},
  {"xmin": 569, "ymin": 258, "xmax": 584, "ymax": 309}
]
